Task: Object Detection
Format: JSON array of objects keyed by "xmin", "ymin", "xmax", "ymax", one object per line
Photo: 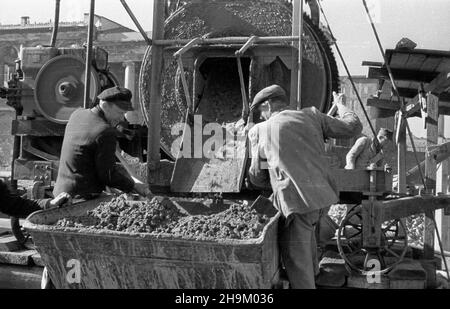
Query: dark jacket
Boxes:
[
  {"xmin": 53, "ymin": 107, "xmax": 134, "ymax": 198},
  {"xmin": 0, "ymin": 180, "xmax": 46, "ymax": 218}
]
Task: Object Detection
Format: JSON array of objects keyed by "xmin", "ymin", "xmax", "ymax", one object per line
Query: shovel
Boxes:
[{"xmin": 115, "ymin": 148, "xmax": 154, "ymax": 199}]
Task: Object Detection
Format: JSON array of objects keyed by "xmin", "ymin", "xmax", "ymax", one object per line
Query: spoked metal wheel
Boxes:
[{"xmin": 337, "ymin": 205, "xmax": 409, "ymax": 275}]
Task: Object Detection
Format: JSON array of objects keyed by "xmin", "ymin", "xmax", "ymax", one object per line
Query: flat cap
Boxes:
[
  {"xmin": 379, "ymin": 128, "xmax": 394, "ymax": 140},
  {"xmin": 251, "ymin": 85, "xmax": 287, "ymax": 110},
  {"xmin": 98, "ymin": 86, "xmax": 133, "ymax": 111}
]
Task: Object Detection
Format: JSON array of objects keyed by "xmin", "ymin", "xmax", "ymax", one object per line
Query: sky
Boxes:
[{"xmin": 0, "ymin": 0, "xmax": 448, "ymax": 136}]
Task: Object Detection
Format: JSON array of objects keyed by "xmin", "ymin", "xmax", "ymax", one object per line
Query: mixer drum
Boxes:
[
  {"xmin": 139, "ymin": 0, "xmax": 339, "ymax": 157},
  {"xmin": 34, "ymin": 55, "xmax": 100, "ymax": 124}
]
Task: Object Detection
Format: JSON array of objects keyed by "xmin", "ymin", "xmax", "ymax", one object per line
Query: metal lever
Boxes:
[
  {"xmin": 235, "ymin": 36, "xmax": 258, "ymax": 122},
  {"xmin": 174, "ymin": 38, "xmax": 203, "ymax": 113}
]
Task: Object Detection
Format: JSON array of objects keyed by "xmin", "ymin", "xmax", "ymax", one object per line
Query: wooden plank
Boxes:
[
  {"xmin": 389, "ymin": 52, "xmax": 410, "ymax": 69},
  {"xmin": 405, "ymin": 54, "xmax": 428, "ymax": 70},
  {"xmin": 362, "ymin": 61, "xmax": 383, "ymax": 67},
  {"xmin": 436, "ymin": 116, "xmax": 450, "ymax": 251},
  {"xmin": 381, "ymin": 196, "xmax": 450, "ymax": 222},
  {"xmin": 331, "ymin": 169, "xmax": 391, "ymax": 193},
  {"xmin": 0, "ymin": 250, "xmax": 35, "ymax": 266},
  {"xmin": 0, "ymin": 236, "xmax": 22, "ymax": 252},
  {"xmin": 171, "ymin": 122, "xmax": 248, "ymax": 193},
  {"xmin": 424, "ymin": 94, "xmax": 439, "ymax": 259},
  {"xmin": 346, "ymin": 273, "xmax": 390, "ymax": 289},
  {"xmin": 368, "ymin": 67, "xmax": 438, "ymax": 83},
  {"xmin": 0, "ymin": 265, "xmax": 42, "ymax": 289},
  {"xmin": 11, "ymin": 119, "xmax": 66, "ymax": 136},
  {"xmin": 420, "ymin": 56, "xmax": 444, "ymax": 72},
  {"xmin": 367, "ymin": 98, "xmax": 401, "ymax": 110},
  {"xmin": 398, "ymin": 128, "xmax": 407, "ymax": 194},
  {"xmin": 436, "ymin": 58, "xmax": 450, "ymax": 73}
]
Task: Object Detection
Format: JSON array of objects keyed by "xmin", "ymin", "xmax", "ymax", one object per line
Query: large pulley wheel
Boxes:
[
  {"xmin": 35, "ymin": 55, "xmax": 100, "ymax": 124},
  {"xmin": 337, "ymin": 205, "xmax": 409, "ymax": 275},
  {"xmin": 139, "ymin": 1, "xmax": 339, "ymax": 159}
]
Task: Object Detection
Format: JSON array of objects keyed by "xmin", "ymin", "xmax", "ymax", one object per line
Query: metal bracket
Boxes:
[
  {"xmin": 33, "ymin": 162, "xmax": 53, "ymax": 186},
  {"xmin": 235, "ymin": 36, "xmax": 258, "ymax": 57},
  {"xmin": 22, "ymin": 138, "xmax": 59, "ymax": 161}
]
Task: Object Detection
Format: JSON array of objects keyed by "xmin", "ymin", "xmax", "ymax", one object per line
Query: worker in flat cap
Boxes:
[
  {"xmin": 54, "ymin": 86, "xmax": 153, "ymax": 200},
  {"xmin": 345, "ymin": 128, "xmax": 393, "ymax": 170},
  {"xmin": 247, "ymin": 85, "xmax": 362, "ymax": 289}
]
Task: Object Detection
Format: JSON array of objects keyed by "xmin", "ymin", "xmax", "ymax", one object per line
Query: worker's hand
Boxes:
[
  {"xmin": 133, "ymin": 183, "xmax": 154, "ymax": 199},
  {"xmin": 333, "ymin": 92, "xmax": 347, "ymax": 107},
  {"xmin": 245, "ymin": 122, "xmax": 255, "ymax": 135},
  {"xmin": 48, "ymin": 193, "xmax": 72, "ymax": 209}
]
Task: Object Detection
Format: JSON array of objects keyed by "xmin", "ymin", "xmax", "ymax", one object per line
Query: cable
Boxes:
[
  {"xmin": 317, "ymin": 0, "xmax": 379, "ymax": 145},
  {"xmin": 361, "ymin": 0, "xmax": 427, "ymax": 190}
]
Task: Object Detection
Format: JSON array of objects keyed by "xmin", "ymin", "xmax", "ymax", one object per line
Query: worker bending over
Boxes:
[
  {"xmin": 345, "ymin": 128, "xmax": 393, "ymax": 170},
  {"xmin": 54, "ymin": 86, "xmax": 152, "ymax": 200},
  {"xmin": 247, "ymin": 85, "xmax": 362, "ymax": 289}
]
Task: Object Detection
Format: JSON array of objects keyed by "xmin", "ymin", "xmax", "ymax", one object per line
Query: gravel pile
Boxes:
[
  {"xmin": 56, "ymin": 195, "xmax": 271, "ymax": 240},
  {"xmin": 169, "ymin": 202, "xmax": 270, "ymax": 240}
]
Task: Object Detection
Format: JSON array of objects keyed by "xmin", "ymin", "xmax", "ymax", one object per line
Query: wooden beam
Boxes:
[
  {"xmin": 147, "ymin": 0, "xmax": 165, "ymax": 184},
  {"xmin": 331, "ymin": 169, "xmax": 392, "ymax": 194},
  {"xmin": 424, "ymin": 94, "xmax": 439, "ymax": 259},
  {"xmin": 362, "ymin": 61, "xmax": 383, "ymax": 67},
  {"xmin": 398, "ymin": 127, "xmax": 407, "ymax": 194},
  {"xmin": 436, "ymin": 116, "xmax": 450, "ymax": 251},
  {"xmin": 367, "ymin": 98, "xmax": 401, "ymax": 110},
  {"xmin": 368, "ymin": 67, "xmax": 439, "ymax": 83},
  {"xmin": 381, "ymin": 196, "xmax": 450, "ymax": 222}
]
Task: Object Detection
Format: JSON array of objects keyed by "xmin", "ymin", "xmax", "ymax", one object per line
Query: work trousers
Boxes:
[{"xmin": 279, "ymin": 210, "xmax": 321, "ymax": 289}]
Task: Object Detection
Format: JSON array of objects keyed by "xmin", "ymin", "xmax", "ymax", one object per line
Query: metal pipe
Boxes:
[
  {"xmin": 173, "ymin": 37, "xmax": 203, "ymax": 57},
  {"xmin": 83, "ymin": 0, "xmax": 95, "ymax": 110},
  {"xmin": 296, "ymin": 0, "xmax": 304, "ymax": 110},
  {"xmin": 235, "ymin": 36, "xmax": 257, "ymax": 56},
  {"xmin": 120, "ymin": 0, "xmax": 152, "ymax": 46},
  {"xmin": 50, "ymin": 0, "xmax": 61, "ymax": 47},
  {"xmin": 153, "ymin": 36, "xmax": 301, "ymax": 46},
  {"xmin": 147, "ymin": 0, "xmax": 165, "ymax": 180},
  {"xmin": 291, "ymin": 0, "xmax": 301, "ymax": 109}
]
